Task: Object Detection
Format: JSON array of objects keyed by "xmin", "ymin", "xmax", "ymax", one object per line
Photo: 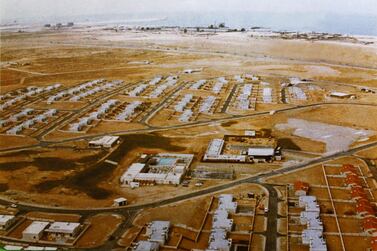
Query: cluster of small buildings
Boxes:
[
  {"xmin": 69, "ymin": 99, "xmax": 119, "ymax": 132},
  {"xmin": 116, "ymin": 101, "xmax": 143, "ymax": 121},
  {"xmin": 174, "ymin": 94, "xmax": 193, "ymax": 112},
  {"xmin": 47, "ymin": 79, "xmax": 122, "ymax": 104},
  {"xmin": 287, "ymin": 86, "xmax": 307, "ymax": 101},
  {"xmin": 296, "ymin": 183, "xmax": 327, "ymax": 251},
  {"xmin": 129, "ymin": 84, "xmax": 149, "ymax": 97},
  {"xmin": 69, "ymin": 80, "xmax": 123, "ymax": 101},
  {"xmin": 244, "ymin": 74, "xmax": 259, "ymax": 82},
  {"xmin": 120, "ymin": 153, "xmax": 194, "ymax": 187},
  {"xmin": 22, "ymin": 220, "xmax": 82, "ymax": 243},
  {"xmin": 133, "ymin": 221, "xmax": 171, "ymax": 251},
  {"xmin": 0, "ymin": 84, "xmax": 61, "ymax": 111},
  {"xmin": 5, "ymin": 109, "xmax": 58, "ymax": 135},
  {"xmin": 199, "ymin": 96, "xmax": 216, "ymax": 114},
  {"xmin": 340, "ymin": 164, "xmax": 377, "ymax": 250},
  {"xmin": 234, "ymin": 75, "xmax": 244, "ymax": 83},
  {"xmin": 179, "ymin": 109, "xmax": 193, "ymax": 122},
  {"xmin": 262, "ymin": 87, "xmax": 273, "ymax": 103},
  {"xmin": 149, "ymin": 76, "xmax": 162, "ymax": 86},
  {"xmin": 203, "ymin": 136, "xmax": 281, "ymax": 163},
  {"xmin": 190, "ymin": 79, "xmax": 206, "ymax": 90},
  {"xmin": 149, "ymin": 76, "xmax": 177, "ymax": 98},
  {"xmin": 237, "ymin": 84, "xmax": 253, "ymax": 110},
  {"xmin": 47, "ymin": 79, "xmax": 103, "ymax": 104},
  {"xmin": 212, "ymin": 77, "xmax": 228, "ymax": 94},
  {"xmin": 207, "ymin": 194, "xmax": 237, "ymax": 251}
]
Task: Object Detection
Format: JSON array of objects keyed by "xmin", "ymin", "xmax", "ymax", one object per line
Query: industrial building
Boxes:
[
  {"xmin": 329, "ymin": 91, "xmax": 355, "ymax": 99},
  {"xmin": 45, "ymin": 222, "xmax": 81, "ymax": 241},
  {"xmin": 22, "ymin": 221, "xmax": 50, "ymax": 242},
  {"xmin": 203, "ymin": 135, "xmax": 281, "ymax": 163},
  {"xmin": 0, "ymin": 215, "xmax": 16, "ymax": 230},
  {"xmin": 120, "ymin": 153, "xmax": 194, "ymax": 186},
  {"xmin": 89, "ymin": 136, "xmax": 120, "ymax": 148}
]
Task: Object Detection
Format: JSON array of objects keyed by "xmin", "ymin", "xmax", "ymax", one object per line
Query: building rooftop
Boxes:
[
  {"xmin": 23, "ymin": 221, "xmax": 49, "ymax": 235},
  {"xmin": 0, "ymin": 215, "xmax": 15, "ymax": 225},
  {"xmin": 45, "ymin": 222, "xmax": 80, "ymax": 234},
  {"xmin": 247, "ymin": 147, "xmax": 275, "ymax": 157}
]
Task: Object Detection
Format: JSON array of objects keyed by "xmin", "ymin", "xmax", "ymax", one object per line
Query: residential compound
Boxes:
[
  {"xmin": 203, "ymin": 133, "xmax": 281, "ymax": 163},
  {"xmin": 133, "ymin": 221, "xmax": 171, "ymax": 251},
  {"xmin": 120, "ymin": 153, "xmax": 194, "ymax": 186}
]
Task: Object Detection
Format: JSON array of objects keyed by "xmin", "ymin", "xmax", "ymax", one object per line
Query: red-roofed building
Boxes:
[
  {"xmin": 340, "ymin": 164, "xmax": 357, "ymax": 175},
  {"xmin": 351, "ymin": 187, "xmax": 368, "ymax": 200},
  {"xmin": 345, "ymin": 175, "xmax": 363, "ymax": 188},
  {"xmin": 371, "ymin": 236, "xmax": 377, "ymax": 251},
  {"xmin": 363, "ymin": 217, "xmax": 377, "ymax": 234},
  {"xmin": 356, "ymin": 203, "xmax": 374, "ymax": 217},
  {"xmin": 294, "ymin": 181, "xmax": 310, "ymax": 196}
]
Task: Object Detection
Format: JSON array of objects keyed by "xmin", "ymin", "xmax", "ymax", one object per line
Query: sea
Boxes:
[{"xmin": 2, "ymin": 11, "xmax": 377, "ymax": 36}]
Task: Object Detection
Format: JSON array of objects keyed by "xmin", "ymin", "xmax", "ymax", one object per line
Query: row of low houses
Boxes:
[
  {"xmin": 212, "ymin": 77, "xmax": 228, "ymax": 94},
  {"xmin": 115, "ymin": 101, "xmax": 143, "ymax": 121},
  {"xmin": 69, "ymin": 99, "xmax": 119, "ymax": 132},
  {"xmin": 174, "ymin": 94, "xmax": 193, "ymax": 112},
  {"xmin": 298, "ymin": 190, "xmax": 327, "ymax": 251},
  {"xmin": 207, "ymin": 194, "xmax": 237, "ymax": 251},
  {"xmin": 199, "ymin": 96, "xmax": 216, "ymax": 114},
  {"xmin": 5, "ymin": 109, "xmax": 58, "ymax": 135},
  {"xmin": 340, "ymin": 164, "xmax": 377, "ymax": 250},
  {"xmin": 149, "ymin": 76, "xmax": 177, "ymax": 98},
  {"xmin": 179, "ymin": 109, "xmax": 193, "ymax": 122},
  {"xmin": 237, "ymin": 84, "xmax": 253, "ymax": 110},
  {"xmin": 190, "ymin": 79, "xmax": 207, "ymax": 90},
  {"xmin": 133, "ymin": 221, "xmax": 171, "ymax": 251},
  {"xmin": 69, "ymin": 80, "xmax": 123, "ymax": 101},
  {"xmin": 0, "ymin": 84, "xmax": 61, "ymax": 111}
]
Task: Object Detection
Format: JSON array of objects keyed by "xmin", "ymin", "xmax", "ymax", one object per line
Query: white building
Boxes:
[
  {"xmin": 22, "ymin": 221, "xmax": 50, "ymax": 241},
  {"xmin": 199, "ymin": 96, "xmax": 216, "ymax": 113},
  {"xmin": 146, "ymin": 221, "xmax": 171, "ymax": 245},
  {"xmin": 179, "ymin": 109, "xmax": 193, "ymax": 122},
  {"xmin": 190, "ymin": 80, "xmax": 206, "ymax": 90},
  {"xmin": 45, "ymin": 222, "xmax": 81, "ymax": 241},
  {"xmin": 89, "ymin": 136, "xmax": 120, "ymax": 148},
  {"xmin": 134, "ymin": 240, "xmax": 160, "ymax": 251},
  {"xmin": 0, "ymin": 215, "xmax": 16, "ymax": 230}
]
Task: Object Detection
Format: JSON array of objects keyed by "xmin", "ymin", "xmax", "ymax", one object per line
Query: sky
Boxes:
[{"xmin": 1, "ymin": 0, "xmax": 377, "ymax": 22}]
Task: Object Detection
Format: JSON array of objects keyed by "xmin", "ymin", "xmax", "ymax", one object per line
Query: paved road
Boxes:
[{"xmin": 264, "ymin": 184, "xmax": 279, "ymax": 251}]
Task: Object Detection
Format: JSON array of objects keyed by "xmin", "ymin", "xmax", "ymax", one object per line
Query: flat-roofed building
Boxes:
[
  {"xmin": 89, "ymin": 136, "xmax": 120, "ymax": 148},
  {"xmin": 22, "ymin": 221, "xmax": 49, "ymax": 241},
  {"xmin": 45, "ymin": 222, "xmax": 81, "ymax": 241},
  {"xmin": 134, "ymin": 240, "xmax": 160, "ymax": 251},
  {"xmin": 146, "ymin": 221, "xmax": 170, "ymax": 245},
  {"xmin": 0, "ymin": 215, "xmax": 16, "ymax": 230}
]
